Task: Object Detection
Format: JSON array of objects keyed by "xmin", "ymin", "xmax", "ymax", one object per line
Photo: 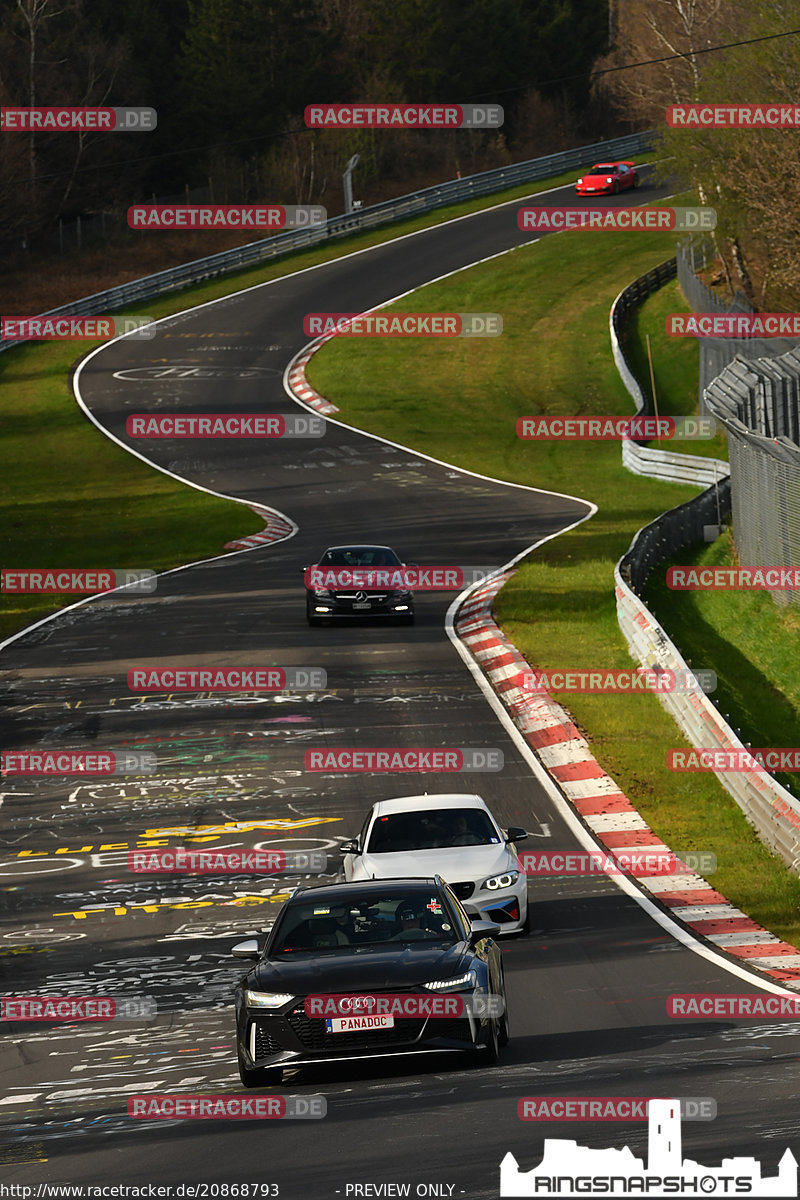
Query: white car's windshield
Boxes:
[{"xmin": 367, "ymin": 809, "xmax": 501, "ymax": 852}]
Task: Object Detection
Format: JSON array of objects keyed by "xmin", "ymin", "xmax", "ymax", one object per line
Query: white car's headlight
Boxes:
[
  {"xmin": 423, "ymin": 970, "xmax": 477, "ymax": 991},
  {"xmin": 483, "ymin": 871, "xmax": 519, "ymax": 891},
  {"xmin": 245, "ymin": 989, "xmax": 294, "ymax": 1009}
]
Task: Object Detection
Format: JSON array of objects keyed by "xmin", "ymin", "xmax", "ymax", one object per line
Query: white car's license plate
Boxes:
[
  {"xmin": 325, "ymin": 1014, "xmax": 394, "ymax": 1032},
  {"xmin": 352, "ymin": 601, "xmax": 371, "ymax": 610}
]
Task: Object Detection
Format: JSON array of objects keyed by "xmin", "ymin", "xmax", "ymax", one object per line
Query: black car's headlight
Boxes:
[
  {"xmin": 423, "ymin": 970, "xmax": 477, "ymax": 991},
  {"xmin": 313, "ymin": 588, "xmax": 332, "ymax": 598},
  {"xmin": 483, "ymin": 870, "xmax": 519, "ymax": 891},
  {"xmin": 244, "ymin": 989, "xmax": 295, "ymax": 1009}
]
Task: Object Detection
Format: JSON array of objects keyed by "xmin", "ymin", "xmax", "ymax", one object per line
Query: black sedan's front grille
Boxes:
[
  {"xmin": 287, "ymin": 1007, "xmax": 424, "ymax": 1051},
  {"xmin": 450, "ymin": 881, "xmax": 475, "ymax": 900},
  {"xmin": 254, "ymin": 1022, "xmax": 283, "ymax": 1058}
]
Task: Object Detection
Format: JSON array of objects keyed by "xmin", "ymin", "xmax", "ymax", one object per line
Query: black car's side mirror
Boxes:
[
  {"xmin": 231, "ymin": 938, "xmax": 261, "ymax": 960},
  {"xmin": 339, "ymin": 839, "xmax": 360, "ymax": 855},
  {"xmin": 469, "ymin": 919, "xmax": 501, "ymax": 943},
  {"xmin": 505, "ymin": 826, "xmax": 528, "ymax": 843}
]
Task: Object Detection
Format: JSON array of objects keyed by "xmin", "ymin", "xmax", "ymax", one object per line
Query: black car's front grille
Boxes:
[
  {"xmin": 254, "ymin": 1022, "xmax": 283, "ymax": 1058},
  {"xmin": 287, "ymin": 1007, "xmax": 424, "ymax": 1051},
  {"xmin": 434, "ymin": 1018, "xmax": 474, "ymax": 1042},
  {"xmin": 450, "ymin": 881, "xmax": 475, "ymax": 900}
]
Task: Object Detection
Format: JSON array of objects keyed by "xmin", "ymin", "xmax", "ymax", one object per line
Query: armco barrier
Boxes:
[
  {"xmin": 616, "ymin": 485, "xmax": 800, "ymax": 876},
  {"xmin": 0, "ymin": 129, "xmax": 658, "ymax": 355},
  {"xmin": 609, "ymin": 257, "xmax": 729, "ymax": 488}
]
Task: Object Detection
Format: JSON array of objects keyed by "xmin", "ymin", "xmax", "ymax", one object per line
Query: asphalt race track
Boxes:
[{"xmin": 3, "ymin": 171, "xmax": 799, "ymax": 1197}]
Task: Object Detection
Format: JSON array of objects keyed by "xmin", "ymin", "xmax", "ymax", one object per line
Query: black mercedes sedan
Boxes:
[
  {"xmin": 232, "ymin": 877, "xmax": 507, "ymax": 1085},
  {"xmin": 303, "ymin": 544, "xmax": 415, "ymax": 625}
]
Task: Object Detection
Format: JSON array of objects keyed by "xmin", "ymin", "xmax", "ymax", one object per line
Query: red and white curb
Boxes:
[
  {"xmin": 224, "ymin": 507, "xmax": 295, "ymax": 551},
  {"xmin": 286, "ymin": 337, "xmax": 340, "ymax": 415},
  {"xmin": 455, "ymin": 572, "xmax": 800, "ymax": 989}
]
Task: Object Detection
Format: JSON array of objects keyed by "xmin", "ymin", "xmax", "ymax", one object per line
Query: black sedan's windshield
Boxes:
[
  {"xmin": 319, "ymin": 547, "xmax": 402, "ymax": 567},
  {"xmin": 270, "ymin": 893, "xmax": 459, "ymax": 953}
]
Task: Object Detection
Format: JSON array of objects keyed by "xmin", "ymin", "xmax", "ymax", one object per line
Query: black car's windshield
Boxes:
[
  {"xmin": 319, "ymin": 548, "xmax": 401, "ymax": 567},
  {"xmin": 367, "ymin": 808, "xmax": 501, "ymax": 852},
  {"xmin": 270, "ymin": 892, "xmax": 460, "ymax": 953}
]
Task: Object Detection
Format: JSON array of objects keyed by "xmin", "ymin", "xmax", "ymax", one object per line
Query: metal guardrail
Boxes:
[
  {"xmin": 615, "ymin": 538, "xmax": 800, "ymax": 876},
  {"xmin": 614, "ymin": 242, "xmax": 800, "ymax": 878},
  {"xmin": 0, "ymin": 129, "xmax": 659, "ymax": 355},
  {"xmin": 609, "ymin": 258, "xmax": 730, "ymax": 488}
]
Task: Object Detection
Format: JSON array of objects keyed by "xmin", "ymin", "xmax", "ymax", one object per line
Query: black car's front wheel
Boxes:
[{"xmin": 238, "ymin": 1050, "xmax": 283, "ymax": 1088}]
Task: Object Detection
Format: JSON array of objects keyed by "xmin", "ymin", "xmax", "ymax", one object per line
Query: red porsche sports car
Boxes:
[{"xmin": 575, "ymin": 161, "xmax": 640, "ymax": 195}]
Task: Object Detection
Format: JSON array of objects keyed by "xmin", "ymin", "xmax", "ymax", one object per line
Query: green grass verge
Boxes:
[
  {"xmin": 307, "ymin": 221, "xmax": 800, "ymax": 945},
  {"xmin": 0, "ymin": 164, "xmax": 591, "ymax": 644}
]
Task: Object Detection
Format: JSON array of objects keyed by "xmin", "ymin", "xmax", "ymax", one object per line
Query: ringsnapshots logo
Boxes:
[
  {"xmin": 513, "ymin": 668, "xmax": 718, "ymax": 694},
  {"xmin": 517, "ymin": 1097, "xmax": 716, "ymax": 1122},
  {"xmin": 668, "ymin": 748, "xmax": 800, "ymax": 773},
  {"xmin": 517, "ymin": 850, "xmax": 717, "ymax": 877},
  {"xmin": 304, "ymin": 103, "xmax": 503, "ymax": 128},
  {"xmin": 127, "ymin": 667, "xmax": 327, "ymax": 692},
  {"xmin": 500, "ymin": 1097, "xmax": 797, "ymax": 1198},
  {"xmin": 1, "ymin": 995, "xmax": 157, "ymax": 1023},
  {"xmin": 1, "ymin": 751, "xmax": 156, "ymax": 776},
  {"xmin": 0, "ymin": 106, "xmax": 156, "ymax": 131},
  {"xmin": 127, "ymin": 205, "xmax": 325, "ymax": 230},
  {"xmin": 1, "ymin": 316, "xmax": 155, "ymax": 341},
  {"xmin": 667, "ymin": 566, "xmax": 800, "ymax": 591},
  {"xmin": 1, "ymin": 568, "xmax": 156, "ymax": 594},
  {"xmin": 303, "ymin": 313, "xmax": 502, "ymax": 337},
  {"xmin": 667, "ymin": 313, "xmax": 800, "ymax": 338},
  {"xmin": 304, "ymin": 993, "xmax": 504, "ymax": 1021},
  {"xmin": 303, "ymin": 748, "xmax": 504, "ymax": 773},
  {"xmin": 127, "ymin": 1094, "xmax": 325, "ymax": 1120},
  {"xmin": 517, "ymin": 416, "xmax": 715, "ymax": 440},
  {"xmin": 667, "ymin": 103, "xmax": 800, "ymax": 127},
  {"xmin": 125, "ymin": 413, "xmax": 324, "ymax": 438},
  {"xmin": 517, "ymin": 207, "xmax": 717, "ymax": 232},
  {"xmin": 128, "ymin": 848, "xmax": 328, "ymax": 874}
]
